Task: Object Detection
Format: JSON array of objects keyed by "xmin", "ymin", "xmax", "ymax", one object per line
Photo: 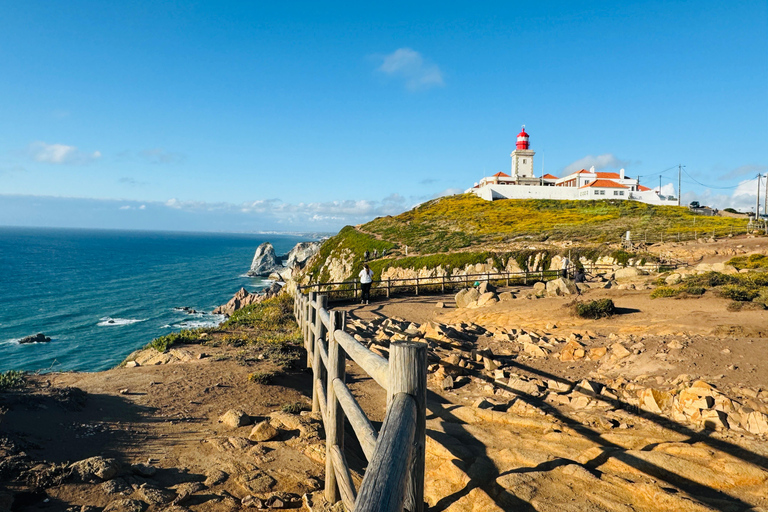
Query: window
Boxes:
[{"xmin": 522, "ymin": 159, "xmax": 526, "ymax": 164}]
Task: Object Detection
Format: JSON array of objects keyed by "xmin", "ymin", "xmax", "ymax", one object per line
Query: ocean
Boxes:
[{"xmin": 0, "ymin": 227, "xmax": 312, "ymax": 373}]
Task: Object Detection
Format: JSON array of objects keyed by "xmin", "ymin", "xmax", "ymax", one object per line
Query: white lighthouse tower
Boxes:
[{"xmin": 511, "ymin": 125, "xmax": 536, "ymax": 183}]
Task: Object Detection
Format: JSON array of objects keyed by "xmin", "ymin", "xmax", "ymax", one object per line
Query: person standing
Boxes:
[
  {"xmin": 364, "ymin": 250, "xmax": 370, "ymax": 261},
  {"xmin": 561, "ymin": 256, "xmax": 571, "ymax": 279},
  {"xmin": 359, "ymin": 263, "xmax": 374, "ymax": 304}
]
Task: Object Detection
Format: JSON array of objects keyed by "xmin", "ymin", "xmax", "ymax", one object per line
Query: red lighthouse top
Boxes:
[{"xmin": 516, "ymin": 125, "xmax": 530, "ymax": 150}]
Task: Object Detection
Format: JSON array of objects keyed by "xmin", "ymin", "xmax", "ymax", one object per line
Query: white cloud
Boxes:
[
  {"xmin": 377, "ymin": 48, "xmax": 444, "ymax": 91},
  {"xmin": 684, "ymin": 176, "xmax": 767, "ymax": 213},
  {"xmin": 719, "ymin": 164, "xmax": 768, "ymax": 180},
  {"xmin": 563, "ymin": 154, "xmax": 629, "ymax": 175},
  {"xmin": 139, "ymin": 148, "xmax": 184, "ymax": 164},
  {"xmin": 29, "ymin": 141, "xmax": 101, "ymax": 164}
]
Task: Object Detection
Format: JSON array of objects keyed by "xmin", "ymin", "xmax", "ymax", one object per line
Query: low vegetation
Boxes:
[
  {"xmin": 248, "ymin": 371, "xmax": 274, "ymax": 384},
  {"xmin": 650, "ymin": 270, "xmax": 768, "ymax": 308},
  {"xmin": 0, "ymin": 370, "xmax": 25, "ymax": 391},
  {"xmin": 302, "ymin": 196, "xmax": 744, "ymax": 283},
  {"xmin": 727, "ymin": 253, "xmax": 768, "ymax": 270},
  {"xmin": 574, "ymin": 299, "xmax": 616, "ymax": 319},
  {"xmin": 282, "ymin": 401, "xmax": 309, "ymax": 414},
  {"xmin": 147, "ymin": 330, "xmax": 201, "ymax": 352}
]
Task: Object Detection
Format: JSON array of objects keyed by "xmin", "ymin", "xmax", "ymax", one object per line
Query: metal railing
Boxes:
[{"xmin": 295, "ymin": 291, "xmax": 426, "ymax": 512}]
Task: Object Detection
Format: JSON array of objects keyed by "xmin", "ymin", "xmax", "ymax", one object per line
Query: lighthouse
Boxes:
[{"xmin": 511, "ymin": 125, "xmax": 536, "ymax": 181}]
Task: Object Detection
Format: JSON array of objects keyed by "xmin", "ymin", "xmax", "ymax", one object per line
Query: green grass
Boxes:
[
  {"xmin": 248, "ymin": 371, "xmax": 275, "ymax": 384},
  {"xmin": 650, "ymin": 270, "xmax": 768, "ymax": 307},
  {"xmin": 0, "ymin": 370, "xmax": 25, "ymax": 391},
  {"xmin": 282, "ymin": 401, "xmax": 309, "ymax": 414},
  {"xmin": 147, "ymin": 330, "xmax": 201, "ymax": 352}
]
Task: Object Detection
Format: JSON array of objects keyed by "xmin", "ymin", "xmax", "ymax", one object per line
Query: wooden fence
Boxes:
[
  {"xmin": 295, "ymin": 291, "xmax": 426, "ymax": 512},
  {"xmin": 297, "ymin": 263, "xmax": 680, "ymax": 301}
]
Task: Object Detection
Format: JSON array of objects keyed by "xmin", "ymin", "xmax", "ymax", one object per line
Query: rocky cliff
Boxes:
[{"xmin": 248, "ymin": 241, "xmax": 322, "ymax": 281}]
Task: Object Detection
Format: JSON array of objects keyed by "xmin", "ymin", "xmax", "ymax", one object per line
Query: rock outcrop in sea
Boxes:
[
  {"xmin": 248, "ymin": 241, "xmax": 322, "ymax": 281},
  {"xmin": 212, "ymin": 282, "xmax": 283, "ymax": 316},
  {"xmin": 248, "ymin": 242, "xmax": 281, "ymax": 277}
]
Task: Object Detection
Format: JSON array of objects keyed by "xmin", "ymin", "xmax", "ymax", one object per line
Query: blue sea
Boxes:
[{"xmin": 0, "ymin": 227, "xmax": 313, "ymax": 373}]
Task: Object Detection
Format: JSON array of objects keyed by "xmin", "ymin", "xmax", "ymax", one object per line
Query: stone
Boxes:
[
  {"xmin": 102, "ymin": 478, "xmax": 131, "ymax": 495},
  {"xmin": 69, "ymin": 456, "xmax": 122, "ymax": 482},
  {"xmin": 455, "ymin": 288, "xmax": 480, "ymax": 308},
  {"xmin": 435, "ymin": 301, "xmax": 445, "ymax": 308},
  {"xmin": 204, "ymin": 469, "xmax": 229, "ymax": 487},
  {"xmin": 131, "ymin": 463, "xmax": 157, "ymax": 477},
  {"xmin": 588, "ymin": 346, "xmax": 608, "ymax": 360},
  {"xmin": 701, "ymin": 410, "xmax": 729, "ymax": 430},
  {"xmin": 441, "ymin": 375, "xmax": 454, "ymax": 390},
  {"xmin": 532, "ymin": 282, "xmax": 546, "ymax": 296},
  {"xmin": 639, "ymin": 388, "xmax": 672, "ymax": 414},
  {"xmin": 219, "ymin": 409, "xmax": 251, "ymax": 429},
  {"xmin": 546, "ymin": 278, "xmax": 578, "ymax": 297},
  {"xmin": 746, "ymin": 411, "xmax": 768, "ymax": 435},
  {"xmin": 478, "ymin": 281, "xmax": 496, "ymax": 294},
  {"xmin": 665, "ymin": 273, "xmax": 682, "ymax": 285},
  {"xmin": 667, "ymin": 340, "xmax": 684, "ymax": 350},
  {"xmin": 498, "ymin": 291, "xmax": 515, "ymax": 301},
  {"xmin": 138, "ymin": 485, "xmax": 175, "ymax": 506},
  {"xmin": 507, "ymin": 377, "xmax": 541, "ymax": 396},
  {"xmin": 19, "ymin": 332, "xmax": 51, "ymax": 344},
  {"xmin": 473, "ymin": 398, "xmax": 494, "ymax": 409},
  {"xmin": 476, "ymin": 292, "xmax": 499, "ymax": 307},
  {"xmin": 523, "ymin": 343, "xmax": 549, "ymax": 358},
  {"xmin": 547, "ymin": 379, "xmax": 572, "ymax": 393},
  {"xmin": 614, "ymin": 267, "xmax": 641, "ymax": 280},
  {"xmin": 125, "ymin": 361, "xmax": 139, "ymax": 368},
  {"xmin": 249, "ymin": 421, "xmax": 279, "ymax": 442},
  {"xmin": 610, "ymin": 343, "xmax": 631, "ymax": 359},
  {"xmin": 103, "ymin": 499, "xmax": 147, "ymax": 512},
  {"xmin": 213, "ymin": 287, "xmax": 265, "ymax": 315}
]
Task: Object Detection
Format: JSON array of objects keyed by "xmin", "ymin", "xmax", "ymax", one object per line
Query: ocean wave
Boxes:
[
  {"xmin": 173, "ymin": 314, "xmax": 226, "ymax": 329},
  {"xmin": 97, "ymin": 317, "xmax": 146, "ymax": 327}
]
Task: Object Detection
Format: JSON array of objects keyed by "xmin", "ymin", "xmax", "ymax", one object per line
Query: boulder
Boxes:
[
  {"xmin": 478, "ymin": 281, "xmax": 496, "ymax": 294},
  {"xmin": 665, "ymin": 273, "xmax": 682, "ymax": 285},
  {"xmin": 614, "ymin": 267, "xmax": 641, "ymax": 280},
  {"xmin": 546, "ymin": 278, "xmax": 578, "ymax": 297},
  {"xmin": 247, "ymin": 242, "xmax": 280, "ymax": 276},
  {"xmin": 532, "ymin": 282, "xmax": 546, "ymax": 296},
  {"xmin": 455, "ymin": 288, "xmax": 480, "ymax": 308},
  {"xmin": 476, "ymin": 292, "xmax": 499, "ymax": 307},
  {"xmin": 219, "ymin": 409, "xmax": 251, "ymax": 429},
  {"xmin": 249, "ymin": 421, "xmax": 279, "ymax": 442},
  {"xmin": 69, "ymin": 456, "xmax": 122, "ymax": 482},
  {"xmin": 213, "ymin": 287, "xmax": 262, "ymax": 315},
  {"xmin": 103, "ymin": 499, "xmax": 147, "ymax": 512}
]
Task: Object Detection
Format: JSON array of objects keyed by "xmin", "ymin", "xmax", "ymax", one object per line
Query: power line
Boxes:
[{"xmin": 681, "ymin": 167, "xmax": 749, "ymax": 190}]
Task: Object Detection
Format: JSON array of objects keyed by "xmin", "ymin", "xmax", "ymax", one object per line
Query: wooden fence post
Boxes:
[
  {"xmin": 387, "ymin": 278, "xmax": 391, "ymax": 298},
  {"xmin": 312, "ymin": 295, "xmax": 328, "ymax": 414},
  {"xmin": 441, "ymin": 274, "xmax": 445, "ymax": 293},
  {"xmin": 415, "ymin": 276, "xmax": 419, "ymax": 296},
  {"xmin": 388, "ymin": 342, "xmax": 427, "ymax": 512},
  {"xmin": 524, "ymin": 270, "xmax": 528, "ymax": 285},
  {"xmin": 305, "ymin": 292, "xmax": 316, "ymax": 365},
  {"xmin": 325, "ymin": 310, "xmax": 347, "ymax": 504}
]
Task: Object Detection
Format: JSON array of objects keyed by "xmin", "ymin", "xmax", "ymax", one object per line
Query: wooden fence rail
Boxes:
[
  {"xmin": 295, "ymin": 291, "xmax": 426, "ymax": 512},
  {"xmin": 298, "ymin": 263, "xmax": 681, "ymax": 301}
]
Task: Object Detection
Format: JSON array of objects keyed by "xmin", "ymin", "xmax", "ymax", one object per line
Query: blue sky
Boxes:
[{"xmin": 1, "ymin": 1, "xmax": 766, "ymax": 232}]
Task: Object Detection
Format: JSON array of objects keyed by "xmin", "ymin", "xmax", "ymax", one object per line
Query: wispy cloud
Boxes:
[
  {"xmin": 119, "ymin": 204, "xmax": 146, "ymax": 210},
  {"xmin": 119, "ymin": 177, "xmax": 148, "ymax": 187},
  {"xmin": 685, "ymin": 175, "xmax": 767, "ymax": 213},
  {"xmin": 377, "ymin": 48, "xmax": 444, "ymax": 91},
  {"xmin": 718, "ymin": 164, "xmax": 768, "ymax": 180},
  {"xmin": 563, "ymin": 153, "xmax": 629, "ymax": 175},
  {"xmin": 29, "ymin": 141, "xmax": 101, "ymax": 164},
  {"xmin": 139, "ymin": 148, "xmax": 185, "ymax": 164},
  {"xmin": 419, "ymin": 178, "xmax": 439, "ymax": 185}
]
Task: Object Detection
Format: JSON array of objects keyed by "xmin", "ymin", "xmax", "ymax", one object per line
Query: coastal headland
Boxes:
[{"xmin": 2, "ymin": 197, "xmax": 768, "ymax": 511}]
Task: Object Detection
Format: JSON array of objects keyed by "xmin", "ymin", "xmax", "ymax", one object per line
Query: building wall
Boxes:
[
  {"xmin": 511, "ymin": 149, "xmax": 535, "ymax": 178},
  {"xmin": 470, "ymin": 184, "xmax": 678, "ymax": 205}
]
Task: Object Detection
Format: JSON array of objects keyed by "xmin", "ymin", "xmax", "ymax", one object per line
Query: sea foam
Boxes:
[{"xmin": 98, "ymin": 317, "xmax": 146, "ymax": 327}]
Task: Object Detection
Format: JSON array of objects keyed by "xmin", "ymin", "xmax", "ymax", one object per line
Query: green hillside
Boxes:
[{"xmin": 303, "ymin": 195, "xmax": 750, "ymax": 283}]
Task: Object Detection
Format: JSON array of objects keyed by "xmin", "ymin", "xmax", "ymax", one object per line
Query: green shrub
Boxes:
[
  {"xmin": 282, "ymin": 401, "xmax": 309, "ymax": 414},
  {"xmin": 724, "ymin": 208, "xmax": 739, "ymax": 214},
  {"xmin": 147, "ymin": 330, "xmax": 199, "ymax": 352},
  {"xmin": 683, "ymin": 271, "xmax": 738, "ymax": 288},
  {"xmin": 248, "ymin": 371, "xmax": 274, "ymax": 384},
  {"xmin": 574, "ymin": 299, "xmax": 616, "ymax": 319},
  {"xmin": 651, "ymin": 286, "xmax": 680, "ymax": 298},
  {"xmin": 0, "ymin": 370, "xmax": 25, "ymax": 391},
  {"xmin": 752, "ymin": 288, "xmax": 768, "ymax": 308},
  {"xmin": 727, "ymin": 253, "xmax": 768, "ymax": 270},
  {"xmin": 719, "ymin": 285, "xmax": 760, "ymax": 302}
]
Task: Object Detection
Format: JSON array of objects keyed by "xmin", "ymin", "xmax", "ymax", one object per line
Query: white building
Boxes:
[{"xmin": 468, "ymin": 127, "xmax": 678, "ymax": 206}]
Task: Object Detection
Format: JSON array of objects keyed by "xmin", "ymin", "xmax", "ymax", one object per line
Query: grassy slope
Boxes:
[{"xmin": 303, "ymin": 195, "xmax": 749, "ymax": 282}]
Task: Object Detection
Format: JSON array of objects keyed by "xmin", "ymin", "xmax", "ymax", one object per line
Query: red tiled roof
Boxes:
[
  {"xmin": 637, "ymin": 184, "xmax": 652, "ymax": 191},
  {"xmin": 575, "ymin": 169, "xmax": 593, "ymax": 174},
  {"xmin": 541, "ymin": 173, "xmax": 559, "ymax": 179},
  {"xmin": 492, "ymin": 171, "xmax": 511, "ymax": 177},
  {"xmin": 596, "ymin": 172, "xmax": 621, "ymax": 179},
  {"xmin": 579, "ymin": 179, "xmax": 629, "ymax": 189}
]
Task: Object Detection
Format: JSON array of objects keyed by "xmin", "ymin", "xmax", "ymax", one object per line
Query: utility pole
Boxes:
[
  {"xmin": 757, "ymin": 174, "xmax": 762, "ymax": 222},
  {"xmin": 763, "ymin": 174, "xmax": 767, "ymax": 224},
  {"xmin": 659, "ymin": 175, "xmax": 662, "ymax": 195},
  {"xmin": 678, "ymin": 164, "xmax": 682, "ymax": 206}
]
